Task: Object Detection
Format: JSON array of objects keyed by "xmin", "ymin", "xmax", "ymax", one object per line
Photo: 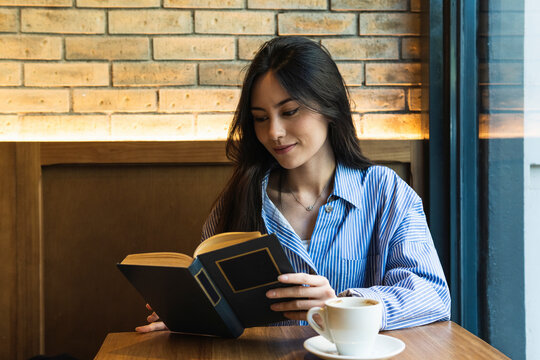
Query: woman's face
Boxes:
[{"xmin": 251, "ymin": 71, "xmax": 333, "ymax": 170}]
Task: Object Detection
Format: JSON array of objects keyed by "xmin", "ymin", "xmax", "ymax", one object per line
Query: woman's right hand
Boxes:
[{"xmin": 135, "ymin": 303, "xmax": 168, "ymax": 333}]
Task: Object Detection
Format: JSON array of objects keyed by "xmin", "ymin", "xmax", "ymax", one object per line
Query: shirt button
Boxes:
[{"xmin": 325, "ymin": 205, "xmax": 333, "ymax": 213}]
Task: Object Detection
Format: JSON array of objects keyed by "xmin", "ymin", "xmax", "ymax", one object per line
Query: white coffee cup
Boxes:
[{"xmin": 306, "ymin": 297, "xmax": 382, "ymax": 357}]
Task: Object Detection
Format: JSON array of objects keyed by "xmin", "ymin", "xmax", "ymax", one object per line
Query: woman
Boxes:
[{"xmin": 137, "ymin": 36, "xmax": 450, "ymax": 332}]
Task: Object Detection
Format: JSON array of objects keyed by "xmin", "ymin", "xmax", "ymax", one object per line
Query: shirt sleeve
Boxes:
[{"xmin": 339, "ymin": 197, "xmax": 451, "ymax": 330}]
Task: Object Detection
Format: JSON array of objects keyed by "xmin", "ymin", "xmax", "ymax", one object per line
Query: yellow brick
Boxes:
[
  {"xmin": 113, "ymin": 62, "xmax": 196, "ymax": 86},
  {"xmin": 196, "ymin": 114, "xmax": 233, "ymax": 140},
  {"xmin": 164, "ymin": 0, "xmax": 242, "ymax": 8},
  {"xmin": 18, "ymin": 115, "xmax": 110, "ymax": 141},
  {"xmin": 479, "ymin": 113, "xmax": 524, "ymax": 139},
  {"xmin": 159, "ymin": 89, "xmax": 240, "ymax": 112},
  {"xmin": 366, "ymin": 63, "xmax": 421, "ymax": 85},
  {"xmin": 480, "ymin": 1, "xmax": 523, "ymax": 11},
  {"xmin": 66, "ymin": 37, "xmax": 149, "ymax": 60},
  {"xmin": 109, "ymin": 10, "xmax": 191, "ymax": 34},
  {"xmin": 279, "ymin": 13, "xmax": 356, "ymax": 35},
  {"xmin": 249, "ymin": 0, "xmax": 326, "ymax": 9},
  {"xmin": 77, "ymin": 0, "xmax": 160, "ymax": 7},
  {"xmin": 195, "ymin": 11, "xmax": 274, "ymax": 35},
  {"xmin": 479, "ymin": 11, "xmax": 523, "ymax": 37},
  {"xmin": 0, "ymin": 89, "xmax": 69, "ymax": 113},
  {"xmin": 73, "ymin": 89, "xmax": 157, "ymax": 112},
  {"xmin": 356, "ymin": 113, "xmax": 421, "ymax": 139},
  {"xmin": 332, "ymin": 0, "xmax": 407, "ymax": 10},
  {"xmin": 349, "ymin": 88, "xmax": 405, "ymax": 112},
  {"xmin": 411, "ymin": 0, "xmax": 421, "ymax": 12},
  {"xmin": 0, "ymin": 9, "xmax": 17, "ymax": 32},
  {"xmin": 479, "ymin": 62, "xmax": 523, "ymax": 86},
  {"xmin": 0, "ymin": 0, "xmax": 70, "ymax": 5},
  {"xmin": 0, "ymin": 115, "xmax": 18, "ymax": 140},
  {"xmin": 482, "ymin": 86, "xmax": 524, "ymax": 111},
  {"xmin": 111, "ymin": 114, "xmax": 195, "ymax": 140},
  {"xmin": 0, "ymin": 35, "xmax": 62, "ymax": 60},
  {"xmin": 238, "ymin": 36, "xmax": 273, "ymax": 60},
  {"xmin": 199, "ymin": 62, "xmax": 249, "ymax": 86},
  {"xmin": 154, "ymin": 36, "xmax": 235, "ymax": 60},
  {"xmin": 408, "ymin": 88, "xmax": 422, "ymax": 111},
  {"xmin": 360, "ymin": 13, "xmax": 420, "ymax": 35},
  {"xmin": 337, "ymin": 63, "xmax": 364, "ymax": 86},
  {"xmin": 25, "ymin": 63, "xmax": 109, "ymax": 87},
  {"xmin": 402, "ymin": 37, "xmax": 421, "ymax": 59},
  {"xmin": 478, "ymin": 36, "xmax": 521, "ymax": 61},
  {"xmin": 0, "ymin": 62, "xmax": 21, "ymax": 86},
  {"xmin": 322, "ymin": 38, "xmax": 399, "ymax": 60},
  {"xmin": 21, "ymin": 9, "xmax": 105, "ymax": 34}
]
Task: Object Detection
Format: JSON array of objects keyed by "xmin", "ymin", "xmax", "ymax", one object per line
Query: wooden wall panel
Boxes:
[
  {"xmin": 0, "ymin": 143, "xmax": 44, "ymax": 359},
  {"xmin": 15, "ymin": 143, "xmax": 43, "ymax": 360},
  {"xmin": 39, "ymin": 140, "xmax": 413, "ymax": 166},
  {"xmin": 0, "ymin": 144, "xmax": 17, "ymax": 360},
  {"xmin": 41, "ymin": 164, "xmax": 233, "ymax": 360},
  {"xmin": 40, "ymin": 141, "xmax": 230, "ymax": 166}
]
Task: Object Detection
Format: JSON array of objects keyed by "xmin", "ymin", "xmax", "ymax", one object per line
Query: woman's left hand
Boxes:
[{"xmin": 266, "ymin": 273, "xmax": 337, "ymax": 321}]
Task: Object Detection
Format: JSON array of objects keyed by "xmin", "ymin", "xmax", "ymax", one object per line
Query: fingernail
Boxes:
[
  {"xmin": 279, "ymin": 275, "xmax": 288, "ymax": 281},
  {"xmin": 266, "ymin": 291, "xmax": 275, "ymax": 298}
]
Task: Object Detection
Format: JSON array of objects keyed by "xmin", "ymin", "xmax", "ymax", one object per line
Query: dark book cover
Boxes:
[
  {"xmin": 196, "ymin": 233, "xmax": 296, "ymax": 328},
  {"xmin": 117, "ymin": 233, "xmax": 296, "ymax": 337},
  {"xmin": 117, "ymin": 262, "xmax": 244, "ymax": 337}
]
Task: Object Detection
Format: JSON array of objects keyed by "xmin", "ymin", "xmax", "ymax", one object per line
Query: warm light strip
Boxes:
[
  {"xmin": 3, "ymin": 112, "xmax": 536, "ymax": 140},
  {"xmin": 0, "ymin": 113, "xmax": 426, "ymax": 141}
]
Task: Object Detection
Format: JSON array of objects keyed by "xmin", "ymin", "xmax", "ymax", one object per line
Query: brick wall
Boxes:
[{"xmin": 0, "ymin": 0, "xmax": 422, "ymax": 141}]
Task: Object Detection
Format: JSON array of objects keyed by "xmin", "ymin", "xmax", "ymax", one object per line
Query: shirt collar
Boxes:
[
  {"xmin": 330, "ymin": 162, "xmax": 364, "ymax": 210},
  {"xmin": 262, "ymin": 163, "xmax": 365, "ymax": 210}
]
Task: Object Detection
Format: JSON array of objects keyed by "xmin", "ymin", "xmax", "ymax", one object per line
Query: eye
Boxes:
[
  {"xmin": 252, "ymin": 114, "xmax": 268, "ymax": 122},
  {"xmin": 283, "ymin": 107, "xmax": 299, "ymax": 116}
]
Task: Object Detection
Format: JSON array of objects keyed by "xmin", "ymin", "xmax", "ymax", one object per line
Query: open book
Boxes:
[{"xmin": 117, "ymin": 232, "xmax": 295, "ymax": 338}]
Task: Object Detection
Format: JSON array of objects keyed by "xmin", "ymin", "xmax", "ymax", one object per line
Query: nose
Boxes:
[{"xmin": 267, "ymin": 117, "xmax": 285, "ymax": 141}]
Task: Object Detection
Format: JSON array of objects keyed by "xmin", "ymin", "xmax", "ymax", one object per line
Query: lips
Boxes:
[{"xmin": 273, "ymin": 144, "xmax": 296, "ymax": 155}]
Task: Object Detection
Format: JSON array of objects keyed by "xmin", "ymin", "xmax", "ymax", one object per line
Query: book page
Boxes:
[
  {"xmin": 194, "ymin": 231, "xmax": 262, "ymax": 257},
  {"xmin": 120, "ymin": 252, "xmax": 193, "ymax": 268}
]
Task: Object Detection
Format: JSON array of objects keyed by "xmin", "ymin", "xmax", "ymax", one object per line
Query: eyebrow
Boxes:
[{"xmin": 250, "ymin": 98, "xmax": 295, "ymax": 111}]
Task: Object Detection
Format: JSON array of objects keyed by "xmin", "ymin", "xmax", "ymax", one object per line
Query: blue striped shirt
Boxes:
[{"xmin": 202, "ymin": 163, "xmax": 451, "ymax": 330}]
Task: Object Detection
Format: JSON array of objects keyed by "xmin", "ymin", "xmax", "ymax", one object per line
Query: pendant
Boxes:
[{"xmin": 306, "ymin": 205, "xmax": 314, "ymax": 211}]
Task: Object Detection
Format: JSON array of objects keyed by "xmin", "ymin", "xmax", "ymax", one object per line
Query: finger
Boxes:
[
  {"xmin": 135, "ymin": 321, "xmax": 167, "ymax": 333},
  {"xmin": 267, "ymin": 285, "xmax": 334, "ymax": 300},
  {"xmin": 283, "ymin": 311, "xmax": 308, "ymax": 321},
  {"xmin": 278, "ymin": 273, "xmax": 328, "ymax": 287},
  {"xmin": 146, "ymin": 303, "xmax": 153, "ymax": 311},
  {"xmin": 147, "ymin": 312, "xmax": 159, "ymax": 323},
  {"xmin": 270, "ymin": 299, "xmax": 326, "ymax": 312}
]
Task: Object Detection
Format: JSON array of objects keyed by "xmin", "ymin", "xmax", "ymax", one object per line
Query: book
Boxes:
[{"xmin": 117, "ymin": 232, "xmax": 296, "ymax": 338}]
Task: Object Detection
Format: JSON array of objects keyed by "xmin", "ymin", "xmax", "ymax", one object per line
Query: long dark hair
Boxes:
[{"xmin": 215, "ymin": 36, "xmax": 371, "ymax": 233}]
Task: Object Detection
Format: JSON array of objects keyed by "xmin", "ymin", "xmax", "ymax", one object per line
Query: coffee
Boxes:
[
  {"xmin": 328, "ymin": 298, "xmax": 377, "ymax": 307},
  {"xmin": 307, "ymin": 297, "xmax": 382, "ymax": 357}
]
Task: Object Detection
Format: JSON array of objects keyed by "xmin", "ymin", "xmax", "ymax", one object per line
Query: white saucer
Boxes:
[{"xmin": 303, "ymin": 334, "xmax": 405, "ymax": 360}]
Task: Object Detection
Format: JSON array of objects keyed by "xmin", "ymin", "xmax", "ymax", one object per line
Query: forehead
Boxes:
[{"xmin": 251, "ymin": 72, "xmax": 292, "ymax": 108}]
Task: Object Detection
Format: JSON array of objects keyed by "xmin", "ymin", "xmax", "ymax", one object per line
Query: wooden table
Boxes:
[{"xmin": 95, "ymin": 321, "xmax": 509, "ymax": 359}]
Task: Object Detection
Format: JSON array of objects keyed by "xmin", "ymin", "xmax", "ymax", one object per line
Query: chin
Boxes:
[{"xmin": 275, "ymin": 159, "xmax": 303, "ymax": 170}]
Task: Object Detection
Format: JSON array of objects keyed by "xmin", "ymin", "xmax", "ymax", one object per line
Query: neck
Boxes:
[{"xmin": 285, "ymin": 155, "xmax": 336, "ymax": 196}]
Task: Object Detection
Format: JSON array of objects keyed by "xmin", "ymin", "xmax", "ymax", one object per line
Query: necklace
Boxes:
[{"xmin": 288, "ymin": 180, "xmax": 330, "ymax": 212}]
